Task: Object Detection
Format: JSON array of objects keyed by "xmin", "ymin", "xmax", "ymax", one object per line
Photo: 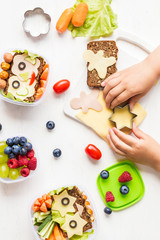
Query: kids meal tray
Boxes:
[
  {"xmin": 30, "ymin": 185, "xmax": 97, "ymax": 240},
  {"xmin": 0, "ymin": 49, "xmax": 49, "ymax": 106}
]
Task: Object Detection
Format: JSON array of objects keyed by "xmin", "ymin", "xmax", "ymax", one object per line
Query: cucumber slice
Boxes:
[
  {"xmin": 38, "ymin": 221, "xmax": 53, "ymax": 238},
  {"xmin": 37, "ymin": 215, "xmax": 52, "ymax": 232},
  {"xmin": 44, "ymin": 222, "xmax": 55, "ymax": 239}
]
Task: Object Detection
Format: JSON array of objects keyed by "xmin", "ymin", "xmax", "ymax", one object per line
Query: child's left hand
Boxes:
[{"xmin": 107, "ymin": 124, "xmax": 160, "ymax": 172}]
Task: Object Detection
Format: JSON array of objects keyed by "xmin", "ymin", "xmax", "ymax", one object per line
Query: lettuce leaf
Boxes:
[
  {"xmin": 51, "ymin": 210, "xmax": 65, "ymax": 227},
  {"xmin": 50, "ymin": 186, "xmax": 74, "ymax": 196},
  {"xmin": 68, "ymin": 0, "xmax": 118, "ymax": 37},
  {"xmin": 70, "ymin": 230, "xmax": 94, "ymax": 240},
  {"xmin": 13, "ymin": 49, "xmax": 42, "ymax": 65}
]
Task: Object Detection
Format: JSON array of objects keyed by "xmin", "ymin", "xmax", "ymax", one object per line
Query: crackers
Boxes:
[{"xmin": 86, "ymin": 41, "xmax": 118, "ymax": 87}]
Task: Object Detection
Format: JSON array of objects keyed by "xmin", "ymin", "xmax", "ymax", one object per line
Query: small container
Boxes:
[
  {"xmin": 0, "ymin": 136, "xmax": 39, "ymax": 184},
  {"xmin": 0, "ymin": 48, "xmax": 49, "ymax": 107},
  {"xmin": 29, "ymin": 184, "xmax": 98, "ymax": 240}
]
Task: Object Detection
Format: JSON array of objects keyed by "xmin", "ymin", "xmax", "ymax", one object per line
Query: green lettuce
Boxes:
[
  {"xmin": 13, "ymin": 49, "xmax": 42, "ymax": 65},
  {"xmin": 50, "ymin": 186, "xmax": 74, "ymax": 196},
  {"xmin": 52, "ymin": 210, "xmax": 65, "ymax": 227},
  {"xmin": 68, "ymin": 0, "xmax": 118, "ymax": 38},
  {"xmin": 70, "ymin": 230, "xmax": 94, "ymax": 240}
]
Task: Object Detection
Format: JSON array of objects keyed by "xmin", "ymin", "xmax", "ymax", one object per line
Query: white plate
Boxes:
[
  {"xmin": 0, "ymin": 136, "xmax": 39, "ymax": 184},
  {"xmin": 0, "ymin": 48, "xmax": 49, "ymax": 107},
  {"xmin": 29, "ymin": 185, "xmax": 98, "ymax": 240}
]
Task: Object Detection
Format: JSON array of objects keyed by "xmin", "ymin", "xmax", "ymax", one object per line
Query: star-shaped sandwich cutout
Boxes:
[
  {"xmin": 83, "ymin": 50, "xmax": 116, "ymax": 79},
  {"xmin": 52, "ymin": 190, "xmax": 77, "ymax": 217},
  {"xmin": 61, "ymin": 212, "xmax": 87, "ymax": 238},
  {"xmin": 109, "ymin": 105, "xmax": 137, "ymax": 130}
]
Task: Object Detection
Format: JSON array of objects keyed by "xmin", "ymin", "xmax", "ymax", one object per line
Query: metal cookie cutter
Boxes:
[
  {"xmin": 109, "ymin": 104, "xmax": 137, "ymax": 130},
  {"xmin": 23, "ymin": 7, "xmax": 51, "ymax": 38}
]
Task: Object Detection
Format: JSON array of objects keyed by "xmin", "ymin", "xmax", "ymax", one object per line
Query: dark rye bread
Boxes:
[
  {"xmin": 61, "ymin": 187, "xmax": 93, "ymax": 237},
  {"xmin": 4, "ymin": 53, "xmax": 46, "ymax": 102},
  {"xmin": 87, "ymin": 41, "xmax": 118, "ymax": 87}
]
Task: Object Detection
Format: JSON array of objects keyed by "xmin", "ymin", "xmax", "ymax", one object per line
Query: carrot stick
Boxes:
[
  {"xmin": 56, "ymin": 8, "xmax": 73, "ymax": 33},
  {"xmin": 72, "ymin": 2, "xmax": 88, "ymax": 27},
  {"xmin": 53, "ymin": 224, "xmax": 63, "ymax": 240},
  {"xmin": 48, "ymin": 231, "xmax": 56, "ymax": 240}
]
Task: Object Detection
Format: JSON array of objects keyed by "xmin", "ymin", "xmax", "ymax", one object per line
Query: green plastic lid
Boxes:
[{"xmin": 97, "ymin": 160, "xmax": 145, "ymax": 211}]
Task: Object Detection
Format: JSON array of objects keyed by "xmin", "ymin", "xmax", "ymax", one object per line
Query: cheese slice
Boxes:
[
  {"xmin": 52, "ymin": 190, "xmax": 77, "ymax": 217},
  {"xmin": 83, "ymin": 50, "xmax": 116, "ymax": 79},
  {"xmin": 61, "ymin": 212, "xmax": 87, "ymax": 238},
  {"xmin": 76, "ymin": 91, "xmax": 147, "ymax": 143}
]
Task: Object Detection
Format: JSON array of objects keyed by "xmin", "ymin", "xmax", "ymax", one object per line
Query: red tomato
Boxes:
[
  {"xmin": 29, "ymin": 72, "xmax": 35, "ymax": 85},
  {"xmin": 85, "ymin": 144, "xmax": 102, "ymax": 160},
  {"xmin": 53, "ymin": 79, "xmax": 70, "ymax": 94}
]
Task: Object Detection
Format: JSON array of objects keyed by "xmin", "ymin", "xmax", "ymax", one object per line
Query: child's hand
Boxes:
[
  {"xmin": 107, "ymin": 124, "xmax": 160, "ymax": 172},
  {"xmin": 102, "ymin": 59, "xmax": 158, "ymax": 109}
]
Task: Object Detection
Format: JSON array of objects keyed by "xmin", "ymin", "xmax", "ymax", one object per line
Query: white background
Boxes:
[{"xmin": 0, "ymin": 0, "xmax": 160, "ymax": 239}]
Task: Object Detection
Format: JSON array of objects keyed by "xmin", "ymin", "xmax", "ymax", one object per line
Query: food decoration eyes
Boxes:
[
  {"xmin": 69, "ymin": 220, "xmax": 77, "ymax": 229},
  {"xmin": 61, "ymin": 197, "xmax": 70, "ymax": 206},
  {"xmin": 18, "ymin": 62, "xmax": 26, "ymax": 70},
  {"xmin": 12, "ymin": 80, "xmax": 20, "ymax": 89}
]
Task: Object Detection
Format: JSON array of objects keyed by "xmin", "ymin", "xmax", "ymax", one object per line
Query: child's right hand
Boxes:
[{"xmin": 102, "ymin": 58, "xmax": 158, "ymax": 109}]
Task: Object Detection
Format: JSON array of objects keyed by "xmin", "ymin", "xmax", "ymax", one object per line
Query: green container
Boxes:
[{"xmin": 97, "ymin": 160, "xmax": 145, "ymax": 211}]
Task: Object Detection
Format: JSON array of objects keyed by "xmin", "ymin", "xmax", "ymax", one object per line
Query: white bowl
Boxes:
[
  {"xmin": 0, "ymin": 48, "xmax": 49, "ymax": 107},
  {"xmin": 29, "ymin": 185, "xmax": 98, "ymax": 240},
  {"xmin": 0, "ymin": 136, "xmax": 39, "ymax": 184}
]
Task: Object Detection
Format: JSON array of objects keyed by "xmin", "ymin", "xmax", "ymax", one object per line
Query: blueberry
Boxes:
[
  {"xmin": 100, "ymin": 170, "xmax": 109, "ymax": 179},
  {"xmin": 120, "ymin": 185, "xmax": 129, "ymax": 195},
  {"xmin": 12, "ymin": 145, "xmax": 21, "ymax": 155},
  {"xmin": 46, "ymin": 121, "xmax": 55, "ymax": 130},
  {"xmin": 19, "ymin": 137, "xmax": 27, "ymax": 146},
  {"xmin": 12, "ymin": 136, "xmax": 20, "ymax": 145},
  {"xmin": 4, "ymin": 146, "xmax": 12, "ymax": 155},
  {"xmin": 0, "ymin": 123, "xmax": 2, "ymax": 131},
  {"xmin": 6, "ymin": 138, "xmax": 13, "ymax": 146},
  {"xmin": 104, "ymin": 207, "xmax": 112, "ymax": 215},
  {"xmin": 19, "ymin": 147, "xmax": 27, "ymax": 156},
  {"xmin": 8, "ymin": 153, "xmax": 16, "ymax": 159},
  {"xmin": 24, "ymin": 142, "xmax": 32, "ymax": 151},
  {"xmin": 53, "ymin": 148, "xmax": 62, "ymax": 158}
]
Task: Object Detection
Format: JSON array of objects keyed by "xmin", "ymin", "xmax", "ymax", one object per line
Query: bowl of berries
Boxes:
[{"xmin": 0, "ymin": 136, "xmax": 38, "ymax": 183}]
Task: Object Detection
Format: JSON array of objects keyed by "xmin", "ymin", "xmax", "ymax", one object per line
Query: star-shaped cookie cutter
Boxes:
[{"xmin": 109, "ymin": 104, "xmax": 137, "ymax": 130}]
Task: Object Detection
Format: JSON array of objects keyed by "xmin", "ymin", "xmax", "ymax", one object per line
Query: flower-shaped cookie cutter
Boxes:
[
  {"xmin": 23, "ymin": 7, "xmax": 51, "ymax": 38},
  {"xmin": 109, "ymin": 104, "xmax": 137, "ymax": 130}
]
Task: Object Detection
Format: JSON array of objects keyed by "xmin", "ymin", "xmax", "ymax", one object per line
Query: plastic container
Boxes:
[
  {"xmin": 0, "ymin": 49, "xmax": 49, "ymax": 106},
  {"xmin": 0, "ymin": 136, "xmax": 39, "ymax": 184},
  {"xmin": 29, "ymin": 184, "xmax": 98, "ymax": 240}
]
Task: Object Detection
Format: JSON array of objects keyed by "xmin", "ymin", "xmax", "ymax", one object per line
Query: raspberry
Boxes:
[
  {"xmin": 18, "ymin": 155, "xmax": 28, "ymax": 167},
  {"xmin": 118, "ymin": 171, "xmax": 132, "ymax": 183},
  {"xmin": 105, "ymin": 191, "xmax": 115, "ymax": 202},
  {"xmin": 20, "ymin": 167, "xmax": 30, "ymax": 177},
  {"xmin": 7, "ymin": 159, "xmax": 19, "ymax": 169},
  {"xmin": 27, "ymin": 149, "xmax": 34, "ymax": 158},
  {"xmin": 28, "ymin": 157, "xmax": 37, "ymax": 170}
]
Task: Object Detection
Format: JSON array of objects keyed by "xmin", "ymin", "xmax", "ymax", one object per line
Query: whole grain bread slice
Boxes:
[{"xmin": 87, "ymin": 41, "xmax": 118, "ymax": 87}]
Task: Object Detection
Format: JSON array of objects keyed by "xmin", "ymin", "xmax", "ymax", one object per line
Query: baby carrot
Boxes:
[
  {"xmin": 56, "ymin": 8, "xmax": 73, "ymax": 33},
  {"xmin": 72, "ymin": 2, "xmax": 88, "ymax": 27}
]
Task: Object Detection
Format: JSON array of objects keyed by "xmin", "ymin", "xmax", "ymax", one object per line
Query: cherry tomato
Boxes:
[
  {"xmin": 53, "ymin": 79, "xmax": 70, "ymax": 94},
  {"xmin": 85, "ymin": 144, "xmax": 102, "ymax": 160}
]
